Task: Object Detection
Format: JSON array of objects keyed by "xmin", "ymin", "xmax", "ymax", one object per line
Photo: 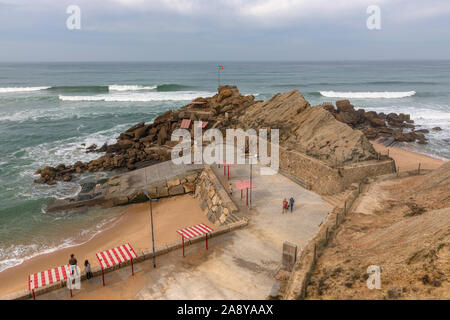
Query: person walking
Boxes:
[
  {"xmin": 229, "ymin": 183, "xmax": 233, "ymax": 196},
  {"xmin": 289, "ymin": 197, "xmax": 295, "ymax": 213},
  {"xmin": 282, "ymin": 198, "xmax": 288, "ymax": 214},
  {"xmin": 84, "ymin": 260, "xmax": 93, "ymax": 279}
]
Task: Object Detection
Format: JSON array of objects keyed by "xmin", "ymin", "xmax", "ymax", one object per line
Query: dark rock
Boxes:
[
  {"xmin": 335, "ymin": 100, "xmax": 353, "ymax": 112},
  {"xmin": 134, "ymin": 126, "xmax": 149, "ymax": 139}
]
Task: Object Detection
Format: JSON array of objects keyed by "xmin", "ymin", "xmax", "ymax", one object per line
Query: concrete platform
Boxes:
[{"xmin": 36, "ymin": 162, "xmax": 332, "ymax": 300}]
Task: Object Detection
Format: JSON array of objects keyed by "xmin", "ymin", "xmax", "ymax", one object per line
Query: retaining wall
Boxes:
[
  {"xmin": 278, "ymin": 145, "xmax": 395, "ymax": 195},
  {"xmin": 194, "ymin": 165, "xmax": 239, "ymax": 225}
]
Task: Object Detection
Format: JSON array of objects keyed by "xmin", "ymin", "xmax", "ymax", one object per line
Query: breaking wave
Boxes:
[
  {"xmin": 0, "ymin": 86, "xmax": 51, "ymax": 93},
  {"xmin": 108, "ymin": 85, "xmax": 157, "ymax": 91},
  {"xmin": 59, "ymin": 91, "xmax": 214, "ymax": 102},
  {"xmin": 319, "ymin": 91, "xmax": 416, "ymax": 99}
]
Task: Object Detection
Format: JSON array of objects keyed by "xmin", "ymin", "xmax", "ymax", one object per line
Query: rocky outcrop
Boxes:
[
  {"xmin": 324, "ymin": 100, "xmax": 430, "ymax": 145},
  {"xmin": 239, "ymin": 91, "xmax": 378, "ymax": 165},
  {"xmin": 35, "ymin": 85, "xmax": 258, "ymax": 185}
]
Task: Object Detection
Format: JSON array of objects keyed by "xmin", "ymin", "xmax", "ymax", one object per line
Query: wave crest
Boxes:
[
  {"xmin": 0, "ymin": 86, "xmax": 51, "ymax": 93},
  {"xmin": 108, "ymin": 85, "xmax": 157, "ymax": 91},
  {"xmin": 59, "ymin": 91, "xmax": 214, "ymax": 102},
  {"xmin": 319, "ymin": 91, "xmax": 416, "ymax": 99}
]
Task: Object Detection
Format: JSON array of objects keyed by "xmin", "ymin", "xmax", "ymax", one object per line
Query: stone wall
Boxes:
[
  {"xmin": 194, "ymin": 165, "xmax": 239, "ymax": 225},
  {"xmin": 278, "ymin": 145, "xmax": 395, "ymax": 195},
  {"xmin": 133, "ymin": 171, "xmax": 200, "ymax": 203}
]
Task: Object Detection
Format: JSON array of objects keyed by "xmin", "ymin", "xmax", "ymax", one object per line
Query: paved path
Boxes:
[{"xmin": 38, "ymin": 162, "xmax": 331, "ymax": 300}]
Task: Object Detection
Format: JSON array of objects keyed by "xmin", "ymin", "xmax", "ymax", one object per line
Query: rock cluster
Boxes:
[
  {"xmin": 34, "ymin": 86, "xmax": 257, "ymax": 185},
  {"xmin": 324, "ymin": 100, "xmax": 430, "ymax": 145},
  {"xmin": 239, "ymin": 91, "xmax": 379, "ymax": 165}
]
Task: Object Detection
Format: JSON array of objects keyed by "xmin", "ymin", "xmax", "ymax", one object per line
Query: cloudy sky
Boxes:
[{"xmin": 0, "ymin": 0, "xmax": 449, "ymax": 61}]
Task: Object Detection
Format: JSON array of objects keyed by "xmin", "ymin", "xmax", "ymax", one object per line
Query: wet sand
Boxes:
[
  {"xmin": 371, "ymin": 141, "xmax": 446, "ymax": 172},
  {"xmin": 0, "ymin": 194, "xmax": 210, "ymax": 297}
]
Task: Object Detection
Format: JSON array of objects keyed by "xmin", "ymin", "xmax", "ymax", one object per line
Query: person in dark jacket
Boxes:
[
  {"xmin": 84, "ymin": 260, "xmax": 93, "ymax": 279},
  {"xmin": 289, "ymin": 197, "xmax": 295, "ymax": 212}
]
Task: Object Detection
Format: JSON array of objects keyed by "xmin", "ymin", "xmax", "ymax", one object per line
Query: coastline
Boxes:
[
  {"xmin": 0, "ymin": 194, "xmax": 209, "ymax": 298},
  {"xmin": 370, "ymin": 141, "xmax": 446, "ymax": 172}
]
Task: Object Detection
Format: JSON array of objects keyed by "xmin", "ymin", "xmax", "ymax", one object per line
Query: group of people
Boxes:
[
  {"xmin": 282, "ymin": 197, "xmax": 295, "ymax": 214},
  {"xmin": 69, "ymin": 254, "xmax": 93, "ymax": 279}
]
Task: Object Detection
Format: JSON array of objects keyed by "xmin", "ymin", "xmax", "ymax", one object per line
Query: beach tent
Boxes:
[
  {"xmin": 180, "ymin": 119, "xmax": 191, "ymax": 129},
  {"xmin": 28, "ymin": 264, "xmax": 80, "ymax": 299},
  {"xmin": 197, "ymin": 121, "xmax": 208, "ymax": 129},
  {"xmin": 176, "ymin": 224, "xmax": 214, "ymax": 257},
  {"xmin": 234, "ymin": 179, "xmax": 256, "ymax": 206},
  {"xmin": 96, "ymin": 243, "xmax": 137, "ymax": 286},
  {"xmin": 221, "ymin": 162, "xmax": 236, "ymax": 180}
]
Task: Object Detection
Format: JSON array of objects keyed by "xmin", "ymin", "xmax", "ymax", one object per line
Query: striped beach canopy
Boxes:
[
  {"xmin": 221, "ymin": 162, "xmax": 236, "ymax": 167},
  {"xmin": 180, "ymin": 119, "xmax": 191, "ymax": 129},
  {"xmin": 234, "ymin": 179, "xmax": 256, "ymax": 191},
  {"xmin": 96, "ymin": 243, "xmax": 137, "ymax": 270},
  {"xmin": 197, "ymin": 121, "xmax": 208, "ymax": 129},
  {"xmin": 177, "ymin": 223, "xmax": 214, "ymax": 239},
  {"xmin": 28, "ymin": 264, "xmax": 72, "ymax": 291}
]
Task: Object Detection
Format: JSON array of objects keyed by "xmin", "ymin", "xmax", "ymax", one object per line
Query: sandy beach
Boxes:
[
  {"xmin": 0, "ymin": 194, "xmax": 209, "ymax": 297},
  {"xmin": 371, "ymin": 141, "xmax": 446, "ymax": 172}
]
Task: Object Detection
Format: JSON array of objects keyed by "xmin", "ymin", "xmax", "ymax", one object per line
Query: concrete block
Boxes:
[
  {"xmin": 167, "ymin": 179, "xmax": 180, "ymax": 188},
  {"xmin": 282, "ymin": 241, "xmax": 297, "ymax": 271},
  {"xmin": 157, "ymin": 186, "xmax": 169, "ymax": 197},
  {"xmin": 169, "ymin": 184, "xmax": 184, "ymax": 196}
]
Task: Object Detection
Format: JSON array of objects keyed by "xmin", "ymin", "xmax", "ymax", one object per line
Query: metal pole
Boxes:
[
  {"xmin": 150, "ymin": 198, "xmax": 156, "ymax": 268},
  {"xmin": 250, "ymin": 159, "xmax": 252, "ymax": 206}
]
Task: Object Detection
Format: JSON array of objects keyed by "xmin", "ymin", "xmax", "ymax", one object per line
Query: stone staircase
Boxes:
[{"xmin": 224, "ymin": 212, "xmax": 246, "ymax": 225}]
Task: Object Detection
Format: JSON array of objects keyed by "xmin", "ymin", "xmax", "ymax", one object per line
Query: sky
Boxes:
[{"xmin": 0, "ymin": 0, "xmax": 449, "ymax": 61}]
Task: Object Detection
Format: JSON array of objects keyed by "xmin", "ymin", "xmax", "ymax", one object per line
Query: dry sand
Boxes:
[
  {"xmin": 0, "ymin": 194, "xmax": 210, "ymax": 297},
  {"xmin": 371, "ymin": 141, "xmax": 446, "ymax": 172}
]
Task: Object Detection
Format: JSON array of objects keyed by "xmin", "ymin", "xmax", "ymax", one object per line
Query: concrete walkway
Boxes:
[{"xmin": 37, "ymin": 162, "xmax": 331, "ymax": 300}]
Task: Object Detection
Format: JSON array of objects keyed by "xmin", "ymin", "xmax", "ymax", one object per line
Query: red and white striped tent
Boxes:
[
  {"xmin": 176, "ymin": 224, "xmax": 214, "ymax": 257},
  {"xmin": 180, "ymin": 119, "xmax": 191, "ymax": 129},
  {"xmin": 221, "ymin": 162, "xmax": 236, "ymax": 180},
  {"xmin": 197, "ymin": 121, "xmax": 208, "ymax": 129},
  {"xmin": 28, "ymin": 264, "xmax": 77, "ymax": 299},
  {"xmin": 234, "ymin": 179, "xmax": 256, "ymax": 206},
  {"xmin": 96, "ymin": 243, "xmax": 137, "ymax": 286}
]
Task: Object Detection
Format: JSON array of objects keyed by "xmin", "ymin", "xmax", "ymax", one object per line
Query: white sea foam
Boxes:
[
  {"xmin": 0, "ymin": 86, "xmax": 51, "ymax": 93},
  {"xmin": 59, "ymin": 91, "xmax": 214, "ymax": 102},
  {"xmin": 320, "ymin": 91, "xmax": 416, "ymax": 99},
  {"xmin": 0, "ymin": 216, "xmax": 121, "ymax": 273},
  {"xmin": 108, "ymin": 84, "xmax": 157, "ymax": 91}
]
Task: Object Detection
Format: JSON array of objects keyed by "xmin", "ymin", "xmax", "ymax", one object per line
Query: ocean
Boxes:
[{"xmin": 0, "ymin": 61, "xmax": 449, "ymax": 273}]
